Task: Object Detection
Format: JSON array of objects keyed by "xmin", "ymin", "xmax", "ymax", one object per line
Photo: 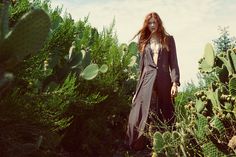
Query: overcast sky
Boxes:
[{"xmin": 51, "ymin": 0, "xmax": 236, "ymax": 88}]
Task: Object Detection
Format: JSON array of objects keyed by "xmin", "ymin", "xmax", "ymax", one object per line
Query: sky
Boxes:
[{"xmin": 51, "ymin": 0, "xmax": 236, "ymax": 89}]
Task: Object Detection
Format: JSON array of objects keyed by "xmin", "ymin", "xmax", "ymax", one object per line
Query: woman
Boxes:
[{"xmin": 126, "ymin": 12, "xmax": 180, "ymax": 150}]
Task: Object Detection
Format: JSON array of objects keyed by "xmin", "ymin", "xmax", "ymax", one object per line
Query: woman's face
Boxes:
[{"xmin": 148, "ymin": 17, "xmax": 158, "ymax": 33}]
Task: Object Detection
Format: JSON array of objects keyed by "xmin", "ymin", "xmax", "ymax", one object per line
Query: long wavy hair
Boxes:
[{"xmin": 133, "ymin": 12, "xmax": 170, "ymax": 53}]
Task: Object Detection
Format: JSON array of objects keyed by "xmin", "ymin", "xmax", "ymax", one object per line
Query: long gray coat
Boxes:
[{"xmin": 126, "ymin": 35, "xmax": 180, "ymax": 146}]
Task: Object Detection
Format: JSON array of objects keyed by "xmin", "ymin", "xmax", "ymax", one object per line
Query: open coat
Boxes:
[{"xmin": 126, "ymin": 35, "xmax": 180, "ymax": 147}]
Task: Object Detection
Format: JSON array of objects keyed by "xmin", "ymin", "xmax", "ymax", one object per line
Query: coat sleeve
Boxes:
[
  {"xmin": 169, "ymin": 36, "xmax": 180, "ymax": 86},
  {"xmin": 135, "ymin": 52, "xmax": 144, "ymax": 91}
]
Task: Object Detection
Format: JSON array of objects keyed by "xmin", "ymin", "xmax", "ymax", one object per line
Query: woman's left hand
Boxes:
[{"xmin": 171, "ymin": 84, "xmax": 178, "ymax": 97}]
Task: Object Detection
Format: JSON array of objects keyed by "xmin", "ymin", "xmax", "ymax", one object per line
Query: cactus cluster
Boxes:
[
  {"xmin": 151, "ymin": 44, "xmax": 236, "ymax": 156},
  {"xmin": 118, "ymin": 41, "xmax": 140, "ymax": 81},
  {"xmin": 152, "ymin": 131, "xmax": 181, "ymax": 155},
  {"xmin": 199, "ymin": 43, "xmax": 236, "ymax": 77},
  {"xmin": 67, "ymin": 42, "xmax": 108, "ymax": 80},
  {"xmin": 44, "ymin": 41, "xmax": 108, "ymax": 88},
  {"xmin": 0, "ymin": 0, "xmax": 50, "ymax": 89},
  {"xmin": 194, "ymin": 44, "xmax": 236, "ymax": 156}
]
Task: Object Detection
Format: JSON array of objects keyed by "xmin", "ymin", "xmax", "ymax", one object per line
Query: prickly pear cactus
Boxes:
[
  {"xmin": 206, "ymin": 89, "xmax": 221, "ymax": 109},
  {"xmin": 209, "ymin": 116, "xmax": 225, "ymax": 134},
  {"xmin": 151, "ymin": 43, "xmax": 236, "ymax": 157},
  {"xmin": 195, "ymin": 114, "xmax": 208, "ymax": 141},
  {"xmin": 128, "ymin": 42, "xmax": 138, "ymax": 55},
  {"xmin": 202, "ymin": 141, "xmax": 224, "ymax": 157},
  {"xmin": 152, "ymin": 130, "xmax": 182, "ymax": 156},
  {"xmin": 0, "ymin": 1, "xmax": 51, "ymax": 90},
  {"xmin": 195, "ymin": 98, "xmax": 206, "ymax": 113},
  {"xmin": 80, "ymin": 63, "xmax": 108, "ymax": 80},
  {"xmin": 198, "ymin": 43, "xmax": 215, "ymax": 73},
  {"xmin": 217, "ymin": 50, "xmax": 235, "ymax": 76},
  {"xmin": 229, "ymin": 76, "xmax": 236, "ymax": 97},
  {"xmin": 162, "ymin": 131, "xmax": 172, "ymax": 144},
  {"xmin": 45, "ymin": 42, "xmax": 108, "ymax": 85},
  {"xmin": 229, "ymin": 49, "xmax": 236, "ymax": 73},
  {"xmin": 192, "ymin": 44, "xmax": 236, "ymax": 156},
  {"xmin": 153, "ymin": 131, "xmax": 164, "ymax": 153},
  {"xmin": 216, "ymin": 65, "xmax": 229, "ymax": 83},
  {"xmin": 0, "ymin": 0, "xmax": 10, "ymax": 40},
  {"xmin": 0, "ymin": 8, "xmax": 51, "ymax": 62}
]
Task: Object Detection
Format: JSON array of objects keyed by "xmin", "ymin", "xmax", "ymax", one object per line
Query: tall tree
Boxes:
[{"xmin": 213, "ymin": 26, "xmax": 236, "ymax": 53}]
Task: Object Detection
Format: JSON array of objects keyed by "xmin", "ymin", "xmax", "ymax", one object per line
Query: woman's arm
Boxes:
[
  {"xmin": 169, "ymin": 36, "xmax": 180, "ymax": 86},
  {"xmin": 135, "ymin": 52, "xmax": 144, "ymax": 90}
]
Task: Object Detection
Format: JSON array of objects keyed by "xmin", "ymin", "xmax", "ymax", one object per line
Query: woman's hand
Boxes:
[{"xmin": 171, "ymin": 83, "xmax": 178, "ymax": 97}]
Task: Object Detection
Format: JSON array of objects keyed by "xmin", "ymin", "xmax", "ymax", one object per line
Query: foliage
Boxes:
[
  {"xmin": 0, "ymin": 0, "xmax": 50, "ymax": 92},
  {"xmin": 59, "ymin": 20, "xmax": 139, "ymax": 156},
  {"xmin": 213, "ymin": 26, "xmax": 236, "ymax": 53},
  {"xmin": 152, "ymin": 43, "xmax": 236, "ymax": 156},
  {"xmin": 0, "ymin": 0, "xmax": 137, "ymax": 156}
]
